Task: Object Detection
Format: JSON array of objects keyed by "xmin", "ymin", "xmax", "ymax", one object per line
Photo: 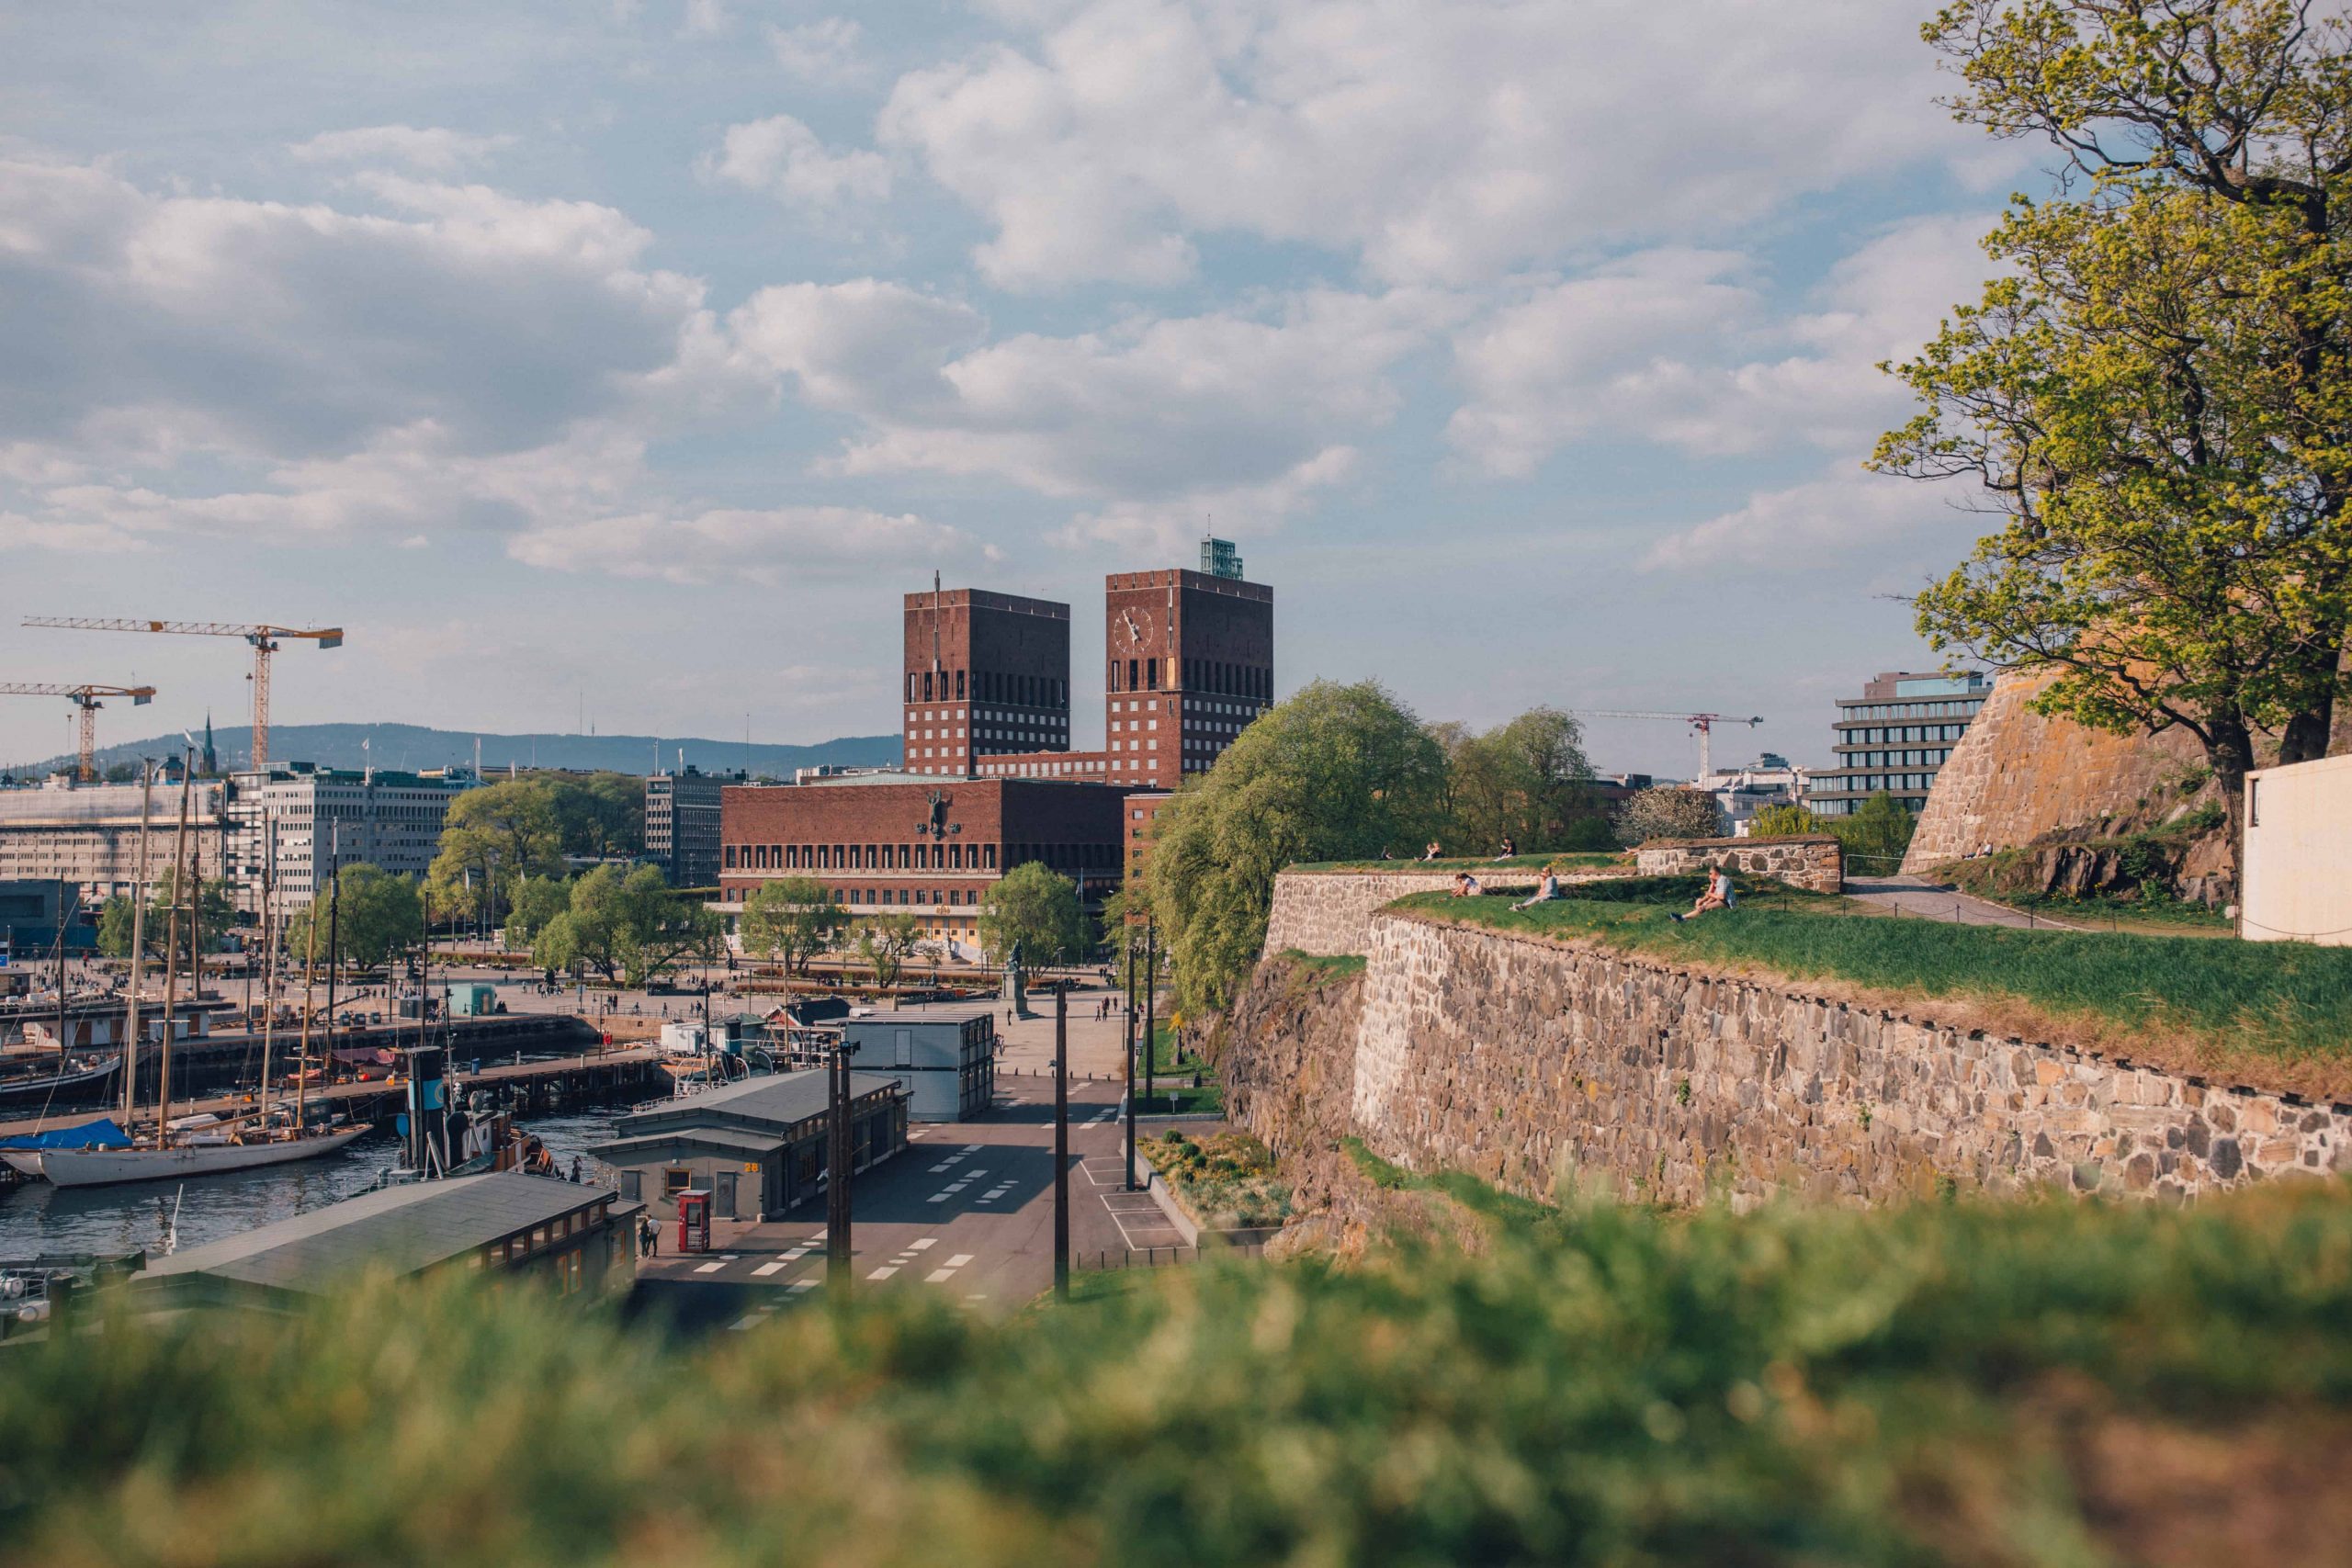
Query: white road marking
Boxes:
[
  {"xmin": 729, "ymin": 1315, "xmax": 759, "ymax": 1331},
  {"xmin": 752, "ymin": 1261, "xmax": 785, "ymax": 1277},
  {"xmin": 788, "ymin": 1280, "xmax": 817, "ymax": 1293},
  {"xmin": 909, "ymin": 1238, "xmax": 936, "ymax": 1251},
  {"xmin": 946, "ymin": 1254, "xmax": 974, "ymax": 1267},
  {"xmin": 929, "ymin": 1164, "xmax": 953, "ymax": 1172},
  {"xmin": 782, "ymin": 1247, "xmax": 809, "ymax": 1262},
  {"xmin": 694, "ymin": 1260, "xmax": 727, "ymax": 1274},
  {"xmin": 964, "ymin": 1144, "xmax": 981, "ymax": 1151},
  {"xmin": 927, "ymin": 1193, "xmax": 949, "ymax": 1202},
  {"xmin": 926, "ymin": 1268, "xmax": 957, "ymax": 1282},
  {"xmin": 868, "ymin": 1266, "xmax": 899, "ymax": 1280}
]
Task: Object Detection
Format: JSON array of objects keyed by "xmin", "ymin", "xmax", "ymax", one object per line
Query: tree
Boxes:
[
  {"xmin": 532, "ymin": 864, "xmax": 718, "ymax": 987},
  {"xmin": 284, "ymin": 863, "xmax": 424, "ymax": 973},
  {"xmin": 1441, "ymin": 707, "xmax": 1598, "ymax": 852},
  {"xmin": 503, "ymin": 874, "xmax": 573, "ymax": 947},
  {"xmin": 854, "ymin": 914, "xmax": 924, "ymax": 1000},
  {"xmin": 740, "ymin": 876, "xmax": 848, "ymax": 977},
  {"xmin": 1829, "ymin": 792, "xmax": 1917, "ymax": 875},
  {"xmin": 97, "ymin": 868, "xmax": 235, "ymax": 965},
  {"xmin": 547, "ymin": 773, "xmax": 646, "ymax": 861},
  {"xmin": 1148, "ymin": 680, "xmax": 1448, "ymax": 1018},
  {"xmin": 101, "ymin": 761, "xmax": 139, "ymax": 784},
  {"xmin": 978, "ymin": 862, "xmax": 1087, "ymax": 968},
  {"xmin": 1877, "ymin": 0, "xmax": 2352, "ymax": 863},
  {"xmin": 427, "ymin": 780, "xmax": 564, "ymax": 927},
  {"xmin": 1751, "ymin": 803, "xmax": 1829, "ymax": 838},
  {"xmin": 1613, "ymin": 787, "xmax": 1725, "ymax": 846}
]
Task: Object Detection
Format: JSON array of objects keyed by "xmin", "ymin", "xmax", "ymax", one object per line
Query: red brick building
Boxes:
[
  {"xmin": 901, "ymin": 584, "xmax": 1072, "ymax": 779},
  {"xmin": 718, "ymin": 775, "xmax": 1128, "ymax": 949}
]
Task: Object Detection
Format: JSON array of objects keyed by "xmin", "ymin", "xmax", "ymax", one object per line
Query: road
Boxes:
[
  {"xmin": 1841, "ymin": 875, "xmax": 2087, "ymax": 931},
  {"xmin": 629, "ymin": 1077, "xmax": 1204, "ymax": 1330}
]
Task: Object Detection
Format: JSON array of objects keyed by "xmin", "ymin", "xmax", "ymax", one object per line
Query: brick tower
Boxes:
[
  {"xmin": 902, "ymin": 581, "xmax": 1072, "ymax": 777},
  {"xmin": 1102, "ymin": 562, "xmax": 1274, "ymax": 789}
]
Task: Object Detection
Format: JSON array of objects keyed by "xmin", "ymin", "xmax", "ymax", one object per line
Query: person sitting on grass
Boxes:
[
  {"xmin": 1671, "ymin": 866, "xmax": 1735, "ymax": 923},
  {"xmin": 1494, "ymin": 835, "xmax": 1517, "ymax": 862},
  {"xmin": 1421, "ymin": 840, "xmax": 1443, "ymax": 861},
  {"xmin": 1451, "ymin": 871, "xmax": 1483, "ymax": 897},
  {"xmin": 1511, "ymin": 866, "xmax": 1561, "ymax": 910}
]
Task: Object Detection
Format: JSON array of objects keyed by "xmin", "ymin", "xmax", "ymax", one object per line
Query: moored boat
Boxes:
[{"xmin": 28, "ymin": 1122, "xmax": 372, "ymax": 1188}]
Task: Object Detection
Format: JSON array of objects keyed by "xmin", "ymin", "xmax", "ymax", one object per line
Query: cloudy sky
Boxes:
[{"xmin": 0, "ymin": 0, "xmax": 2031, "ymax": 776}]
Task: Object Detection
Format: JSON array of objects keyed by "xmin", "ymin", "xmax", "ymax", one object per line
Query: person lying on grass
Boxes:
[
  {"xmin": 1451, "ymin": 872, "xmax": 1484, "ymax": 897},
  {"xmin": 1672, "ymin": 867, "xmax": 1735, "ymax": 923}
]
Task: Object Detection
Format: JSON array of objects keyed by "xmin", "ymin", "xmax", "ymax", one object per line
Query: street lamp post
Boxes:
[{"xmin": 1053, "ymin": 985, "xmax": 1069, "ymax": 1301}]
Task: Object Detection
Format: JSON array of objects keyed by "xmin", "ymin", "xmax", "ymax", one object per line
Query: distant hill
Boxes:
[{"xmin": 6, "ymin": 721, "xmax": 902, "ymax": 780}]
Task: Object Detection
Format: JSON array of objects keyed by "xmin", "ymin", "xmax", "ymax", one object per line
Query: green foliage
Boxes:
[
  {"xmin": 11, "ymin": 1181, "xmax": 2352, "ymax": 1564},
  {"xmin": 503, "ymin": 874, "xmax": 573, "ymax": 947},
  {"xmin": 1407, "ymin": 879, "xmax": 2352, "ymax": 1090},
  {"xmin": 1149, "ymin": 680, "xmax": 1448, "ymax": 1018},
  {"xmin": 1611, "ymin": 785, "xmax": 1724, "ymax": 846},
  {"xmin": 977, "ymin": 861, "xmax": 1087, "ymax": 966},
  {"xmin": 739, "ymin": 876, "xmax": 846, "ymax": 976},
  {"xmin": 1826, "ymin": 791, "xmax": 1917, "ymax": 872},
  {"xmin": 283, "ymin": 863, "xmax": 423, "ymax": 972},
  {"xmin": 1431, "ymin": 706, "xmax": 1602, "ymax": 854},
  {"xmin": 531, "ymin": 864, "xmax": 718, "ymax": 988},
  {"xmin": 1276, "ymin": 950, "xmax": 1368, "ymax": 980},
  {"xmin": 427, "ymin": 779, "xmax": 565, "ymax": 924},
  {"xmin": 96, "ymin": 868, "xmax": 235, "ymax": 964},
  {"xmin": 545, "ymin": 772, "xmax": 646, "ymax": 861},
  {"xmin": 1881, "ymin": 1, "xmax": 2352, "ymax": 822},
  {"xmin": 1139, "ymin": 1130, "xmax": 1290, "ymax": 1228},
  {"xmin": 1749, "ymin": 803, "xmax": 1827, "ymax": 838},
  {"xmin": 854, "ymin": 913, "xmax": 923, "ymax": 994}
]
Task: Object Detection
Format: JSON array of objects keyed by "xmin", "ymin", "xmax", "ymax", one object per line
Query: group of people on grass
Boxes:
[{"xmin": 1440, "ymin": 853, "xmax": 1737, "ymax": 923}]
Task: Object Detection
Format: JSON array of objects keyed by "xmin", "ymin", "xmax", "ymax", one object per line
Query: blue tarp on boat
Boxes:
[{"xmin": 0, "ymin": 1117, "xmax": 132, "ymax": 1151}]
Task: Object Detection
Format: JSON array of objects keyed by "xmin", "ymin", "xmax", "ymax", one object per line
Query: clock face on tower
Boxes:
[{"xmin": 1116, "ymin": 606, "xmax": 1154, "ymax": 650}]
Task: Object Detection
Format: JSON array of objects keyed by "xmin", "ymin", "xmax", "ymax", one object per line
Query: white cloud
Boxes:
[
  {"xmin": 769, "ymin": 17, "xmax": 866, "ymax": 83},
  {"xmin": 878, "ymin": 0, "xmax": 1970, "ymax": 289},
  {"xmin": 287, "ymin": 125, "xmax": 516, "ymax": 174},
  {"xmin": 679, "ymin": 0, "xmax": 729, "ymax": 39},
  {"xmin": 703, "ymin": 115, "xmax": 893, "ymax": 209},
  {"xmin": 731, "ymin": 279, "xmax": 1449, "ymax": 524},
  {"xmin": 0, "ymin": 155, "xmax": 751, "ymax": 552},
  {"xmin": 1446, "ymin": 215, "xmax": 1999, "ymax": 477},
  {"xmin": 507, "ymin": 504, "xmax": 994, "ymax": 586},
  {"xmin": 1638, "ymin": 464, "xmax": 1973, "ymax": 575}
]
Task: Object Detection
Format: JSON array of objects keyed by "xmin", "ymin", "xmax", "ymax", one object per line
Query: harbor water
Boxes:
[{"xmin": 0, "ymin": 1107, "xmax": 628, "ymax": 1261}]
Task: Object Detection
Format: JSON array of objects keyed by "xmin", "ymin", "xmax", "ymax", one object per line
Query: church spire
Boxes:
[{"xmin": 200, "ymin": 711, "xmax": 218, "ymax": 777}]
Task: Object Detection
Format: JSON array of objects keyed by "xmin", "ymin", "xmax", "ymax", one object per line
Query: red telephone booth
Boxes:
[{"xmin": 676, "ymin": 1190, "xmax": 712, "ymax": 1254}]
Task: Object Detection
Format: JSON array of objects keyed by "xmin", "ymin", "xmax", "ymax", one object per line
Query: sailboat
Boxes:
[{"xmin": 26, "ymin": 768, "xmax": 368, "ymax": 1189}]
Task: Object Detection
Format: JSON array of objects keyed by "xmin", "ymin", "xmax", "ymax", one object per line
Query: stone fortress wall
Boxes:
[
  {"xmin": 1634, "ymin": 835, "xmax": 1842, "ymax": 894},
  {"xmin": 1229, "ymin": 869, "xmax": 2350, "ymax": 1212}
]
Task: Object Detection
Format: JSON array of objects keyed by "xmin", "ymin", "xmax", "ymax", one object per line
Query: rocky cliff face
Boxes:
[{"xmin": 1902, "ymin": 670, "xmax": 2231, "ymax": 887}]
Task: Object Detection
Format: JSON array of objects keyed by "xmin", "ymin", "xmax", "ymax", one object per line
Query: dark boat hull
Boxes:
[{"xmin": 0, "ymin": 1059, "xmax": 120, "ymax": 1109}]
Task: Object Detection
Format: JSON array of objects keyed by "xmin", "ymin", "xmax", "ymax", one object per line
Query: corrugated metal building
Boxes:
[{"xmin": 587, "ymin": 1069, "xmax": 908, "ymax": 1221}]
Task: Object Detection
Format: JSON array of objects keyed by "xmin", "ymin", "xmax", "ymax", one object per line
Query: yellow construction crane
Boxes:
[
  {"xmin": 1569, "ymin": 710, "xmax": 1763, "ymax": 781},
  {"xmin": 0, "ymin": 682, "xmax": 156, "ymax": 782},
  {"xmin": 22, "ymin": 618, "xmax": 342, "ymax": 770}
]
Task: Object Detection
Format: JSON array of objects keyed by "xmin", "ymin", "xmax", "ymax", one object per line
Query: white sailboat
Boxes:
[{"xmin": 24, "ymin": 766, "xmax": 372, "ymax": 1189}]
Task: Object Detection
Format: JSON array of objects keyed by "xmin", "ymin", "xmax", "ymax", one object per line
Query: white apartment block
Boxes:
[{"xmin": 225, "ymin": 765, "xmax": 478, "ymax": 919}]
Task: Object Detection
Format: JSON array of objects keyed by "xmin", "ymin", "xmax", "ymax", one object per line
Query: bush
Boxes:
[{"xmin": 1612, "ymin": 786, "xmax": 1725, "ymax": 846}]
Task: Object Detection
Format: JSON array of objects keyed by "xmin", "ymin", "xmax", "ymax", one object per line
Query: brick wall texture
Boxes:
[
  {"xmin": 1634, "ymin": 835, "xmax": 1842, "ymax": 894},
  {"xmin": 1224, "ymin": 915, "xmax": 2350, "ymax": 1212}
]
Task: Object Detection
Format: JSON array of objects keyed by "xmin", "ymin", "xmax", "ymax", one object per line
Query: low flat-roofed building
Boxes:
[
  {"xmin": 135, "ymin": 1171, "xmax": 639, "ymax": 1310},
  {"xmin": 588, "ymin": 1068, "xmax": 908, "ymax": 1221},
  {"xmin": 842, "ymin": 1010, "xmax": 997, "ymax": 1121},
  {"xmin": 2241, "ymin": 752, "xmax": 2352, "ymax": 946}
]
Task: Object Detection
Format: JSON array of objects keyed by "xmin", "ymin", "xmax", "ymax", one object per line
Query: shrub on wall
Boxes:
[{"xmin": 1611, "ymin": 787, "xmax": 1725, "ymax": 846}]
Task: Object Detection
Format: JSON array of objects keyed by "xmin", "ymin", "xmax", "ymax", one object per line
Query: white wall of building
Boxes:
[{"xmin": 2240, "ymin": 754, "xmax": 2352, "ymax": 945}]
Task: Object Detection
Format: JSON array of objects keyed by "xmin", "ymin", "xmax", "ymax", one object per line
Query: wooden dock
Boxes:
[{"xmin": 0, "ymin": 1043, "xmax": 670, "ymax": 1142}]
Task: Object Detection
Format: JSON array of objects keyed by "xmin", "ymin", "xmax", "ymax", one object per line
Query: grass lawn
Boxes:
[
  {"xmin": 9, "ymin": 1179, "xmax": 2352, "ymax": 1565},
  {"xmin": 1292, "ymin": 852, "xmax": 1626, "ymax": 874},
  {"xmin": 1133, "ymin": 1016, "xmax": 1223, "ymax": 1113},
  {"xmin": 1397, "ymin": 875, "xmax": 2352, "ymax": 1097},
  {"xmin": 1274, "ymin": 949, "xmax": 1369, "ymax": 980}
]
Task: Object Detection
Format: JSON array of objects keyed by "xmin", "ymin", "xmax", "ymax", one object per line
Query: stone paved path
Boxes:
[{"xmin": 1840, "ymin": 875, "xmax": 2088, "ymax": 931}]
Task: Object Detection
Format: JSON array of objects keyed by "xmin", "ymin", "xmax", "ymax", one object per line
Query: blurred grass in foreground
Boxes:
[
  {"xmin": 6, "ymin": 1180, "xmax": 2352, "ymax": 1566},
  {"xmin": 1399, "ymin": 877, "xmax": 2352, "ymax": 1095}
]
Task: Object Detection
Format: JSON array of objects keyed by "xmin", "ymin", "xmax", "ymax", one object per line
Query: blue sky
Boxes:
[{"xmin": 0, "ymin": 0, "xmax": 2037, "ymax": 777}]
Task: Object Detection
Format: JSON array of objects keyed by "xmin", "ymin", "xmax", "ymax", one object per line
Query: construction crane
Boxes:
[
  {"xmin": 1569, "ymin": 710, "xmax": 1763, "ymax": 782},
  {"xmin": 0, "ymin": 682, "xmax": 156, "ymax": 782},
  {"xmin": 21, "ymin": 618, "xmax": 342, "ymax": 770}
]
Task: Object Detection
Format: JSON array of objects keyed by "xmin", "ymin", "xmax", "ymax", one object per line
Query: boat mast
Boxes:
[
  {"xmin": 322, "ymin": 822, "xmax": 340, "ymax": 1093},
  {"xmin": 156, "ymin": 750, "xmax": 194, "ymax": 1138},
  {"xmin": 121, "ymin": 761, "xmax": 153, "ymax": 1123},
  {"xmin": 296, "ymin": 860, "xmax": 319, "ymax": 1135},
  {"xmin": 257, "ymin": 817, "xmax": 277, "ymax": 1134}
]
